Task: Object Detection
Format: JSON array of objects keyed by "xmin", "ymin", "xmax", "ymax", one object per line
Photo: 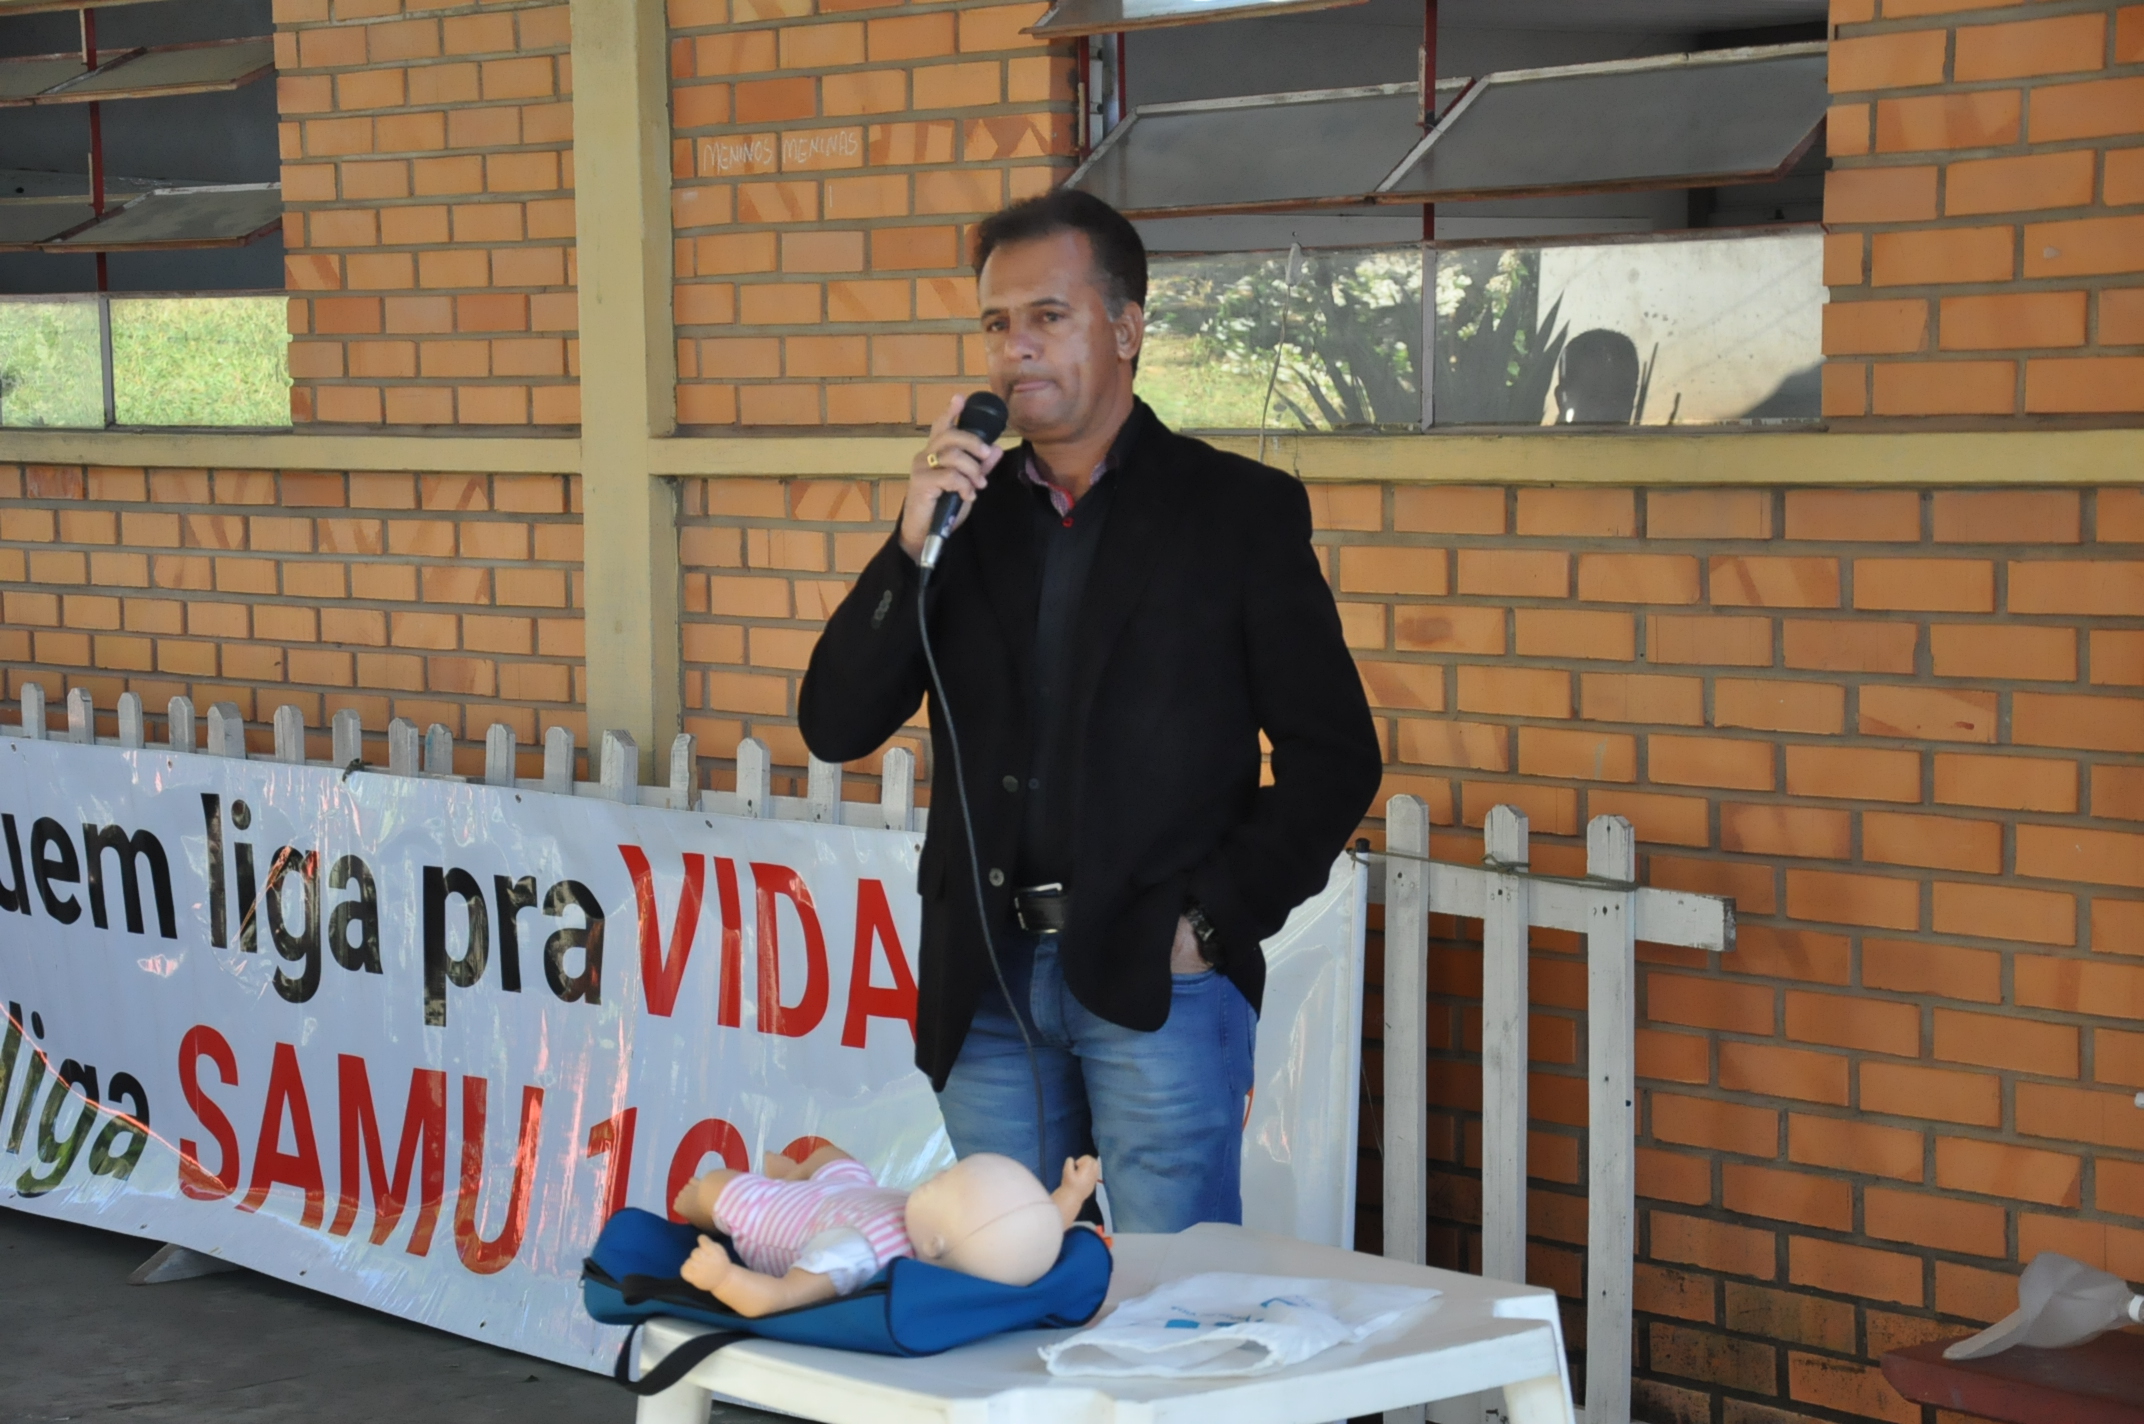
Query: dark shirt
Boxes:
[
  {"xmin": 1017, "ymin": 473, "xmax": 1113, "ymax": 887},
  {"xmin": 1013, "ymin": 420, "xmax": 1138, "ymax": 888}
]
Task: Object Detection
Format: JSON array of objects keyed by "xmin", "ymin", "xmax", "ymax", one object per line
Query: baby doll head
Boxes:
[{"xmin": 904, "ymin": 1153, "xmax": 1063, "ymax": 1287}]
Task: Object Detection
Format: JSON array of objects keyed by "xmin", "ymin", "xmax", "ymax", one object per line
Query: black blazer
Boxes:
[{"xmin": 798, "ymin": 403, "xmax": 1383, "ymax": 1088}]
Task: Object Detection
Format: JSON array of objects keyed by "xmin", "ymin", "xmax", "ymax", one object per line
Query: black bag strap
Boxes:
[{"xmin": 611, "ymin": 1322, "xmax": 752, "ymax": 1397}]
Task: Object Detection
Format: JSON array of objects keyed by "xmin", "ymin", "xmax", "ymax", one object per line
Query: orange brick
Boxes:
[
  {"xmin": 2026, "ymin": 216, "xmax": 2144, "ymax": 279},
  {"xmin": 1823, "ymin": 165, "xmax": 1939, "ymax": 224},
  {"xmin": 1356, "ymin": 660, "xmax": 1445, "ymax": 713},
  {"xmin": 1648, "ymin": 973, "xmax": 1773, "ymax": 1034},
  {"xmin": 1396, "ymin": 719, "xmax": 1508, "ymax": 771},
  {"xmin": 2019, "ymin": 823, "xmax": 2144, "ymax": 890},
  {"xmin": 1931, "ymin": 489, "xmax": 2081, "ymax": 544},
  {"xmin": 1513, "ymin": 608, "xmax": 1633, "ymax": 660},
  {"xmin": 1785, "ymin": 490, "xmax": 1920, "ymax": 542},
  {"xmin": 1392, "ymin": 486, "xmax": 1504, "ymax": 534},
  {"xmin": 1824, "ymin": 232, "xmax": 1867, "ymax": 289},
  {"xmin": 1454, "ymin": 549, "xmax": 1566, "ymax": 599},
  {"xmin": 1822, "ymin": 299, "xmax": 1928, "ymax": 355},
  {"xmin": 2026, "ymin": 357, "xmax": 2144, "ymax": 415},
  {"xmin": 1652, "ymin": 1210, "xmax": 1778, "ymax": 1281},
  {"xmin": 1649, "ymin": 734, "xmax": 1774, "ymax": 791},
  {"xmin": 1936, "ymin": 291, "xmax": 2089, "ymax": 354},
  {"xmin": 2017, "ymin": 1082, "xmax": 2144, "ymax": 1151},
  {"xmin": 1874, "ymin": 90, "xmax": 2020, "ymax": 153},
  {"xmin": 1788, "ymin": 867, "xmax": 1921, "ymax": 930},
  {"xmin": 1337, "ymin": 547, "xmax": 1447, "ymax": 596},
  {"xmin": 1947, "ymin": 150, "xmax": 2097, "ymax": 218},
  {"xmin": 1933, "ymin": 1006, "xmax": 2081, "ymax": 1079},
  {"xmin": 1723, "ymin": 1164, "xmax": 1853, "ymax": 1232},
  {"xmin": 1865, "ymin": 809, "xmax": 2002, "ymax": 873},
  {"xmin": 1931, "ymin": 622, "xmax": 2076, "ymax": 681},
  {"xmin": 1874, "ymin": 360, "xmax": 2019, "ymax": 416},
  {"xmin": 1861, "ymin": 683, "xmax": 1998, "ymax": 743},
  {"xmin": 1721, "ymin": 803, "xmax": 1851, "ymax": 859},
  {"xmin": 1516, "ymin": 725, "xmax": 1636, "ymax": 780},
  {"xmin": 2103, "ymin": 288, "xmax": 2144, "ymax": 346},
  {"xmin": 1938, "ymin": 1140, "xmax": 2083, "ymax": 1216},
  {"xmin": 1647, "ymin": 490, "xmax": 1771, "ymax": 541},
  {"xmin": 1710, "ymin": 556, "xmax": 1839, "ymax": 609},
  {"xmin": 1864, "ymin": 1061, "xmax": 2002, "ymax": 1128},
  {"xmin": 867, "ymin": 13, "xmax": 956, "ymax": 63},
  {"xmin": 1831, "ymin": 30, "xmax": 1948, "ymax": 92},
  {"xmin": 1854, "ymin": 557, "xmax": 1994, "ymax": 612},
  {"xmin": 1514, "ymin": 488, "xmax": 1634, "ymax": 538},
  {"xmin": 1579, "ymin": 672, "xmax": 1704, "ymax": 726},
  {"xmin": 2099, "ymin": 763, "xmax": 2144, "ymax": 819},
  {"xmin": 1955, "ymin": 12, "xmax": 2107, "ymax": 81},
  {"xmin": 1782, "ymin": 618, "xmax": 1918, "ymax": 673},
  {"xmin": 1792, "ymin": 1226, "xmax": 1929, "ymax": 1303},
  {"xmin": 1830, "ymin": 100, "xmax": 1871, "ymax": 158},
  {"xmin": 1645, "ymin": 615, "xmax": 1772, "ymax": 667},
  {"xmin": 822, "ymin": 68, "xmax": 907, "ymax": 116},
  {"xmin": 1714, "ymin": 678, "xmax": 1844, "ymax": 734},
  {"xmin": 1934, "ymin": 880, "xmax": 2077, "ymax": 945},
  {"xmin": 1863, "ymin": 937, "xmax": 2002, "ymax": 1004},
  {"xmin": 1934, "ymin": 752, "xmax": 2078, "ymax": 813},
  {"xmin": 1455, "ymin": 665, "xmax": 1569, "ymax": 718},
  {"xmin": 1789, "ymin": 1112, "xmax": 1925, "ymax": 1182},
  {"xmin": 1868, "ymin": 1186, "xmax": 2006, "ymax": 1257},
  {"xmin": 1871, "ymin": 227, "xmax": 2015, "ymax": 288},
  {"xmin": 2014, "ymin": 691, "xmax": 2144, "ymax": 753},
  {"xmin": 1575, "ymin": 553, "xmax": 1700, "ymax": 605}
]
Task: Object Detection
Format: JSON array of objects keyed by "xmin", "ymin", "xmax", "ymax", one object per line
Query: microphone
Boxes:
[{"xmin": 919, "ymin": 391, "xmax": 1010, "ymax": 571}]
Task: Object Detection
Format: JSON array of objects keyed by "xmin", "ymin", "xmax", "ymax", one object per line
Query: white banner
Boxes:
[{"xmin": 0, "ymin": 735, "xmax": 1363, "ymax": 1371}]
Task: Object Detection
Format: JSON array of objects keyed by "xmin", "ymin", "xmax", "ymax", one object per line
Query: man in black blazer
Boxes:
[{"xmin": 799, "ymin": 190, "xmax": 1381, "ymax": 1232}]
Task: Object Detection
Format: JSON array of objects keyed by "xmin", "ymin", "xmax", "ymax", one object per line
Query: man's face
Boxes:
[{"xmin": 978, "ymin": 229, "xmax": 1142, "ymax": 442}]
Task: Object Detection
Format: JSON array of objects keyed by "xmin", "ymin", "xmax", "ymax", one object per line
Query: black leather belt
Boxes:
[{"xmin": 1011, "ymin": 883, "xmax": 1071, "ymax": 936}]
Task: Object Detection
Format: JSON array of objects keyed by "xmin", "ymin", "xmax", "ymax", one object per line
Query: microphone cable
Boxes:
[{"xmin": 914, "ymin": 560, "xmax": 1051, "ymax": 1188}]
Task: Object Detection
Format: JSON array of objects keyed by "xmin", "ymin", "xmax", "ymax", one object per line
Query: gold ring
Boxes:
[{"xmin": 926, "ymin": 451, "xmax": 940, "ymax": 468}]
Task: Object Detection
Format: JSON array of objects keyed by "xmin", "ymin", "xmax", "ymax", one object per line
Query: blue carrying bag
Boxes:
[{"xmin": 582, "ymin": 1207, "xmax": 1114, "ymax": 1395}]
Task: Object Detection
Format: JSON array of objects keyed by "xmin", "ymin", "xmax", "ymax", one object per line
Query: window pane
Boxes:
[
  {"xmin": 1143, "ymin": 246, "xmax": 1423, "ymax": 432},
  {"xmin": 0, "ymin": 296, "xmax": 102, "ymax": 428},
  {"xmin": 110, "ymin": 295, "xmax": 291, "ymax": 428},
  {"xmin": 1434, "ymin": 230, "xmax": 1822, "ymax": 426},
  {"xmin": 1379, "ymin": 46, "xmax": 1827, "ymax": 204}
]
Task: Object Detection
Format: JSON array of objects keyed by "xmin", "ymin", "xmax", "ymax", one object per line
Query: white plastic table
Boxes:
[{"xmin": 630, "ymin": 1223, "xmax": 1577, "ymax": 1424}]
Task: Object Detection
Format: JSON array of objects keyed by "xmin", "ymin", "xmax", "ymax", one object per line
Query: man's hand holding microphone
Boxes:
[{"xmin": 900, "ymin": 391, "xmax": 1010, "ymax": 569}]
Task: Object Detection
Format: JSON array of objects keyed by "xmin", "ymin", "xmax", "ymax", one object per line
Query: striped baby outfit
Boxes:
[{"xmin": 711, "ymin": 1157, "xmax": 914, "ymax": 1293}]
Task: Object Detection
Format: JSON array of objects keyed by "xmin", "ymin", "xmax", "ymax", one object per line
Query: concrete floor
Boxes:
[{"xmin": 0, "ymin": 1208, "xmax": 784, "ymax": 1424}]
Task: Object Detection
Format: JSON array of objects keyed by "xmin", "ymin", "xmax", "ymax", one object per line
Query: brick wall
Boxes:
[
  {"xmin": 276, "ymin": 0, "xmax": 581, "ymax": 428},
  {"xmin": 666, "ymin": 0, "xmax": 1076, "ymax": 429},
  {"xmin": 1823, "ymin": 0, "xmax": 2144, "ymax": 419},
  {"xmin": 677, "ymin": 476, "xmax": 2144, "ymax": 1422},
  {"xmin": 0, "ymin": 466, "xmax": 585, "ymax": 769}
]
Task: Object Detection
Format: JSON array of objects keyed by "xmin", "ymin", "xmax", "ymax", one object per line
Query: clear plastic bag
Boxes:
[{"xmin": 1944, "ymin": 1252, "xmax": 2144, "ymax": 1360}]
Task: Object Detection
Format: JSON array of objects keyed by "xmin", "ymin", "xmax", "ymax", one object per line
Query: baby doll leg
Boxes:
[{"xmin": 672, "ymin": 1168, "xmax": 740, "ymax": 1229}]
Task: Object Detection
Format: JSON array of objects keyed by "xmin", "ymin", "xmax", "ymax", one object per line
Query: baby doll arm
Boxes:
[
  {"xmin": 1052, "ymin": 1155, "xmax": 1102, "ymax": 1229},
  {"xmin": 672, "ymin": 1169, "xmax": 739, "ymax": 1231},
  {"xmin": 680, "ymin": 1235, "xmax": 843, "ymax": 1318}
]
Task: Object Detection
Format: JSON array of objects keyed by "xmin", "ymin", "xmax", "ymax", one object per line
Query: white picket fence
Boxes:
[
  {"xmin": 17, "ymin": 685, "xmax": 1730, "ymax": 1423},
  {"xmin": 6, "ymin": 684, "xmax": 924, "ymax": 833},
  {"xmin": 1375, "ymin": 795, "xmax": 1735, "ymax": 1424}
]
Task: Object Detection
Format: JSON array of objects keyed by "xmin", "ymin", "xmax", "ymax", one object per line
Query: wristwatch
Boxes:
[{"xmin": 1182, "ymin": 901, "xmax": 1223, "ymax": 968}]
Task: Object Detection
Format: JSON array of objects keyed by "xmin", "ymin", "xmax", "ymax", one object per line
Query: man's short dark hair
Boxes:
[{"xmin": 973, "ymin": 189, "xmax": 1147, "ymax": 315}]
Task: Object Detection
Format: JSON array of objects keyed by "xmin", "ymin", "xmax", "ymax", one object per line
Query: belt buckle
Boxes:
[{"xmin": 1015, "ymin": 882, "xmax": 1066, "ymax": 936}]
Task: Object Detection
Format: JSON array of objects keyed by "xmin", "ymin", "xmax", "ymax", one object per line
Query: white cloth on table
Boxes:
[{"xmin": 1039, "ymin": 1272, "xmax": 1440, "ymax": 1378}]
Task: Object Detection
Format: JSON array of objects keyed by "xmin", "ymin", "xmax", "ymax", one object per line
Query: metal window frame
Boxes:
[
  {"xmin": 1065, "ymin": 78, "xmax": 1470, "ymax": 220},
  {"xmin": 1372, "ymin": 41, "xmax": 1829, "ymax": 204},
  {"xmin": 36, "ymin": 182, "xmax": 284, "ymax": 252},
  {"xmin": 1026, "ymin": 0, "xmax": 1367, "ymax": 39},
  {"xmin": 2, "ymin": 36, "xmax": 276, "ymax": 107}
]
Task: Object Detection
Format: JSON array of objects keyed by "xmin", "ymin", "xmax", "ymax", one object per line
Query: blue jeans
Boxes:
[{"xmin": 935, "ymin": 933, "xmax": 1258, "ymax": 1234}]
